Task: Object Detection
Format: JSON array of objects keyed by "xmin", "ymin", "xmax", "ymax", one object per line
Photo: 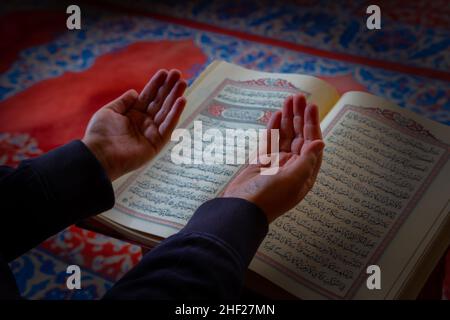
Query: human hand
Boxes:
[
  {"xmin": 223, "ymin": 94, "xmax": 324, "ymax": 222},
  {"xmin": 82, "ymin": 69, "xmax": 187, "ymax": 181}
]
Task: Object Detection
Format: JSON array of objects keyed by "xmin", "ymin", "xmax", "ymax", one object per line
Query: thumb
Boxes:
[
  {"xmin": 107, "ymin": 89, "xmax": 138, "ymax": 114},
  {"xmin": 287, "ymin": 139, "xmax": 324, "ymax": 179}
]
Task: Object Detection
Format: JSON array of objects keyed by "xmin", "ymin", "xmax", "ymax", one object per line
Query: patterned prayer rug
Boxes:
[{"xmin": 0, "ymin": 0, "xmax": 448, "ymax": 299}]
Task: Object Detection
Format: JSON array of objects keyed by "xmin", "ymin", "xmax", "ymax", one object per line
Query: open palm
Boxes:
[
  {"xmin": 82, "ymin": 69, "xmax": 187, "ymax": 181},
  {"xmin": 224, "ymin": 94, "xmax": 324, "ymax": 222}
]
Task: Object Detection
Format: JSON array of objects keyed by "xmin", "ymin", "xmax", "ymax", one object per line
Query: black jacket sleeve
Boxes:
[
  {"xmin": 1, "ymin": 139, "xmax": 268, "ymax": 300},
  {"xmin": 104, "ymin": 198, "xmax": 268, "ymax": 299},
  {"xmin": 0, "ymin": 140, "xmax": 114, "ymax": 261}
]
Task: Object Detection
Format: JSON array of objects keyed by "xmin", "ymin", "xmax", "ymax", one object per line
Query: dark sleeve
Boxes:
[
  {"xmin": 104, "ymin": 198, "xmax": 268, "ymax": 299},
  {"xmin": 0, "ymin": 140, "xmax": 114, "ymax": 261}
]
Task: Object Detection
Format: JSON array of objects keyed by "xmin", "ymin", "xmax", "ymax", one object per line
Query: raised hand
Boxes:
[
  {"xmin": 82, "ymin": 69, "xmax": 187, "ymax": 181},
  {"xmin": 223, "ymin": 94, "xmax": 325, "ymax": 222}
]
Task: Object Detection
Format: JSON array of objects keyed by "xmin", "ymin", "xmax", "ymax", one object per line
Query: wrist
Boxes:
[
  {"xmin": 223, "ymin": 193, "xmax": 272, "ymax": 222},
  {"xmin": 81, "ymin": 137, "xmax": 116, "ymax": 181}
]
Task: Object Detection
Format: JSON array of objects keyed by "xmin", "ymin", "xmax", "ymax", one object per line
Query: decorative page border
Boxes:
[{"xmin": 255, "ymin": 104, "xmax": 449, "ymax": 299}]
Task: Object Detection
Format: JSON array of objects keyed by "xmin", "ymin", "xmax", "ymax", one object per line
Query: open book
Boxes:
[{"xmin": 94, "ymin": 61, "xmax": 450, "ymax": 299}]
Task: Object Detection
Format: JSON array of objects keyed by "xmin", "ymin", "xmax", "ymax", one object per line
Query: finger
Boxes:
[
  {"xmin": 280, "ymin": 95, "xmax": 294, "ymax": 152},
  {"xmin": 278, "ymin": 152, "xmax": 293, "ymax": 167},
  {"xmin": 107, "ymin": 89, "xmax": 138, "ymax": 114},
  {"xmin": 144, "ymin": 124, "xmax": 162, "ymax": 150},
  {"xmin": 267, "ymin": 110, "xmax": 281, "ymax": 130},
  {"xmin": 264, "ymin": 110, "xmax": 281, "ymax": 155},
  {"xmin": 309, "ymin": 142, "xmax": 323, "ymax": 189},
  {"xmin": 267, "ymin": 110, "xmax": 282, "ymax": 130},
  {"xmin": 158, "ymin": 96, "xmax": 186, "ymax": 141},
  {"xmin": 293, "ymin": 94, "xmax": 306, "ymax": 137},
  {"xmin": 147, "ymin": 69, "xmax": 181, "ymax": 116},
  {"xmin": 135, "ymin": 69, "xmax": 168, "ymax": 111},
  {"xmin": 304, "ymin": 103, "xmax": 322, "ymax": 143},
  {"xmin": 154, "ymin": 79, "xmax": 187, "ymax": 125},
  {"xmin": 299, "ymin": 139, "xmax": 324, "ymax": 197}
]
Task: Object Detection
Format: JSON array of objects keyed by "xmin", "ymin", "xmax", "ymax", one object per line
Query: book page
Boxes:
[
  {"xmin": 101, "ymin": 61, "xmax": 339, "ymax": 238},
  {"xmin": 250, "ymin": 91, "xmax": 450, "ymax": 299}
]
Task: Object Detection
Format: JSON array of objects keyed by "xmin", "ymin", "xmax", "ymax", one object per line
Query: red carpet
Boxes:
[{"xmin": 0, "ymin": 38, "xmax": 206, "ymax": 151}]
